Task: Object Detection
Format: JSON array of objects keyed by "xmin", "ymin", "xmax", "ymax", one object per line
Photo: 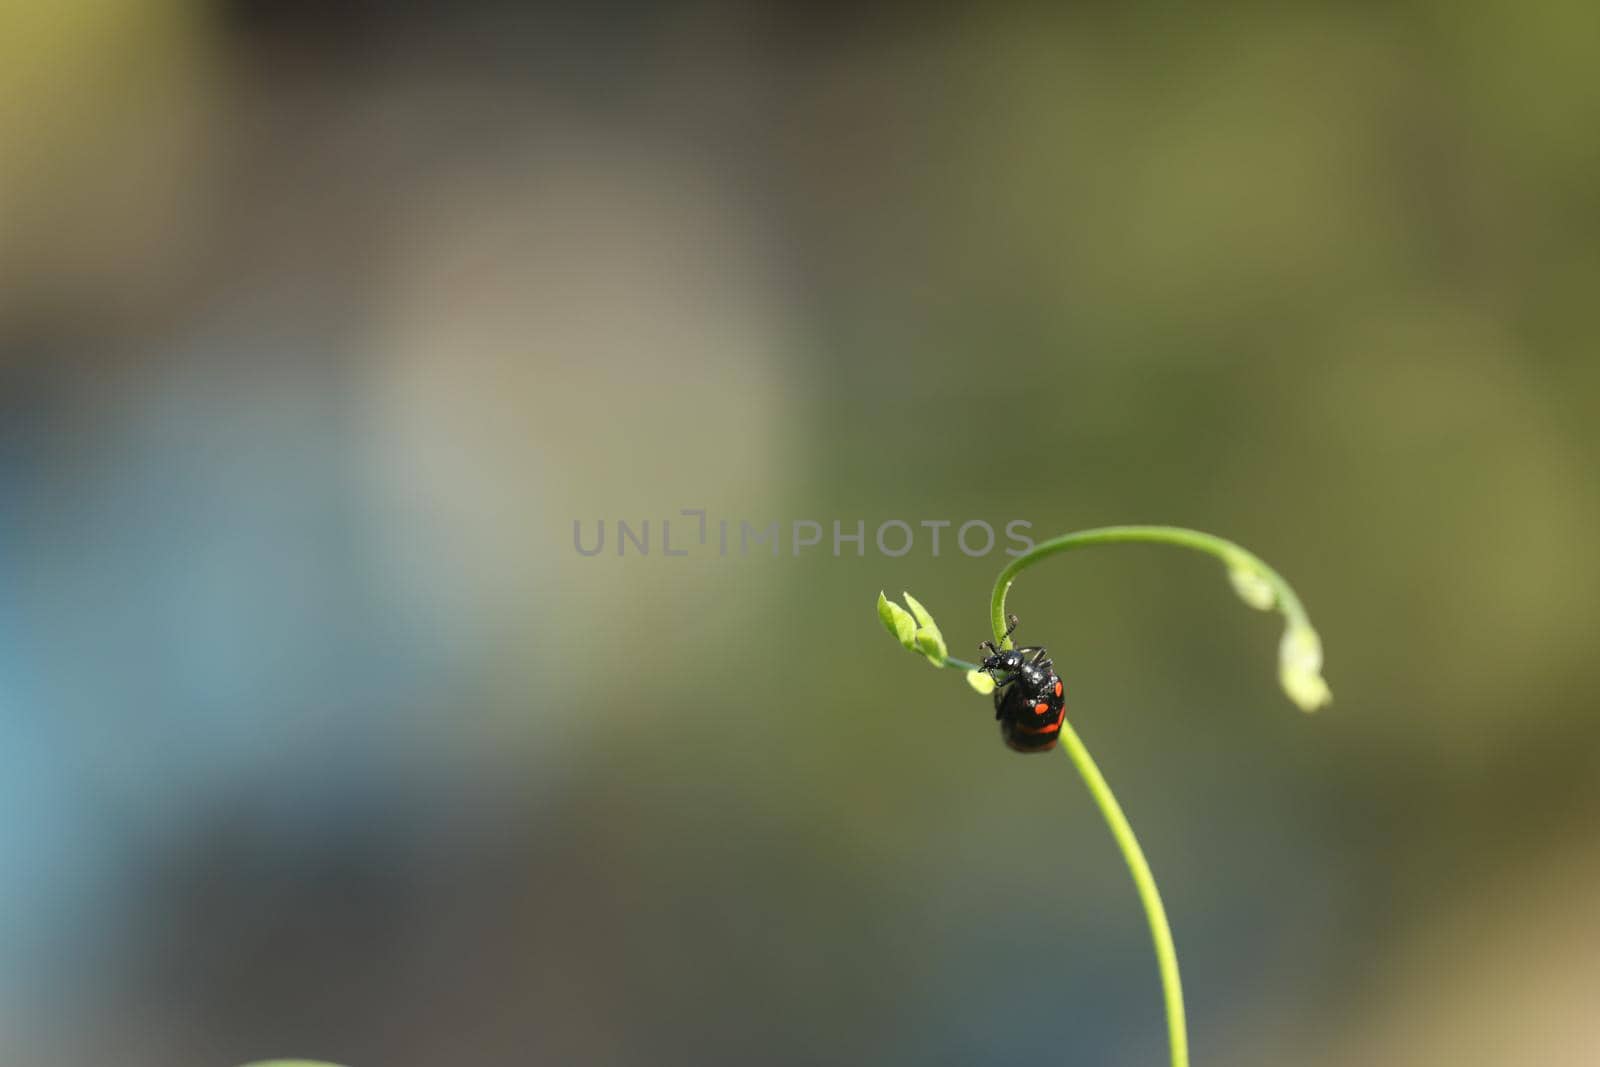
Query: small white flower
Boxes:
[{"xmin": 1279, "ymin": 625, "xmax": 1332, "ymax": 712}]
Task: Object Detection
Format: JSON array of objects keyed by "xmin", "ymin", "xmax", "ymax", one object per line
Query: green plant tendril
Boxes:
[
  {"xmin": 978, "ymin": 524, "xmax": 1329, "ymax": 1067},
  {"xmin": 881, "ymin": 526, "xmax": 1330, "ymax": 1066},
  {"xmin": 991, "ymin": 526, "xmax": 1324, "ymax": 688}
]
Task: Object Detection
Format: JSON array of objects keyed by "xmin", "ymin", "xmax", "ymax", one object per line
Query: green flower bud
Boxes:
[
  {"xmin": 902, "ymin": 591, "xmax": 948, "ymax": 665},
  {"xmin": 877, "ymin": 591, "xmax": 918, "ymax": 651},
  {"xmin": 877, "ymin": 591, "xmax": 953, "ymax": 668}
]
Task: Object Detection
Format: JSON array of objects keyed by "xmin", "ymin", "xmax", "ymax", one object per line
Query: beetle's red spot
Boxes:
[
  {"xmin": 1034, "ymin": 702, "xmax": 1049, "ymax": 716},
  {"xmin": 1055, "ymin": 681, "xmax": 1063, "ymax": 698}
]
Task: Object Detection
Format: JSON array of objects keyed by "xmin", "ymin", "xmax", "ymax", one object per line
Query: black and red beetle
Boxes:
[{"xmin": 979, "ymin": 614, "xmax": 1066, "ymax": 753}]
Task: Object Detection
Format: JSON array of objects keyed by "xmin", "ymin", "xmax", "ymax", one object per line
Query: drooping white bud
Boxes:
[
  {"xmin": 1227, "ymin": 562, "xmax": 1276, "ymax": 611},
  {"xmin": 1279, "ymin": 625, "xmax": 1332, "ymax": 712}
]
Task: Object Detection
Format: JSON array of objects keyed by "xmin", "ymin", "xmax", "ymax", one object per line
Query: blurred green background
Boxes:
[{"xmin": 3, "ymin": 3, "xmax": 1598, "ymax": 1065}]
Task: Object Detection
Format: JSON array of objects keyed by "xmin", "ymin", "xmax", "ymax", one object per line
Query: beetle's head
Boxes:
[{"xmin": 979, "ymin": 647, "xmax": 1025, "ymax": 675}]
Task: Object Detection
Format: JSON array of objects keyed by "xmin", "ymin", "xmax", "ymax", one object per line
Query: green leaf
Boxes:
[
  {"xmin": 877, "ymin": 591, "xmax": 917, "ymax": 651},
  {"xmin": 965, "ymin": 669, "xmax": 995, "ymax": 694},
  {"xmin": 902, "ymin": 590, "xmax": 949, "ymax": 665},
  {"xmin": 900, "ymin": 591, "xmax": 941, "ymax": 641}
]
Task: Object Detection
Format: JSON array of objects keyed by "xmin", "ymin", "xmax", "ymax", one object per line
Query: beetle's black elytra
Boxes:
[{"xmin": 979, "ymin": 615, "xmax": 1066, "ymax": 753}]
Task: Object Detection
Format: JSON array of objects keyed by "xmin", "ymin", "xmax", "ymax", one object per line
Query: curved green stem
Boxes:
[
  {"xmin": 992, "ymin": 525, "xmax": 1315, "ymax": 653},
  {"xmin": 1056, "ymin": 720, "xmax": 1187, "ymax": 1067},
  {"xmin": 985, "ymin": 525, "xmax": 1330, "ymax": 1067}
]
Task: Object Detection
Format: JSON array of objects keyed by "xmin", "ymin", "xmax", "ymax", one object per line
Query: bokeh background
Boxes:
[{"xmin": 4, "ymin": 3, "xmax": 1599, "ymax": 1065}]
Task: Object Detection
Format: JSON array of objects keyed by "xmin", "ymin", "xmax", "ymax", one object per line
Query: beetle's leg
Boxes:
[{"xmin": 1003, "ymin": 614, "xmax": 1020, "ymax": 641}]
